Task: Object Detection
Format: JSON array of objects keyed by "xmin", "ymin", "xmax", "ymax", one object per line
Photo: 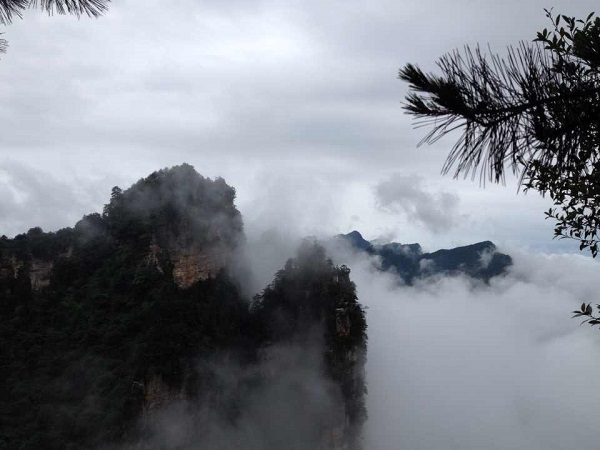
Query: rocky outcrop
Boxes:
[
  {"xmin": 145, "ymin": 237, "xmax": 164, "ymax": 274},
  {"xmin": 118, "ymin": 164, "xmax": 244, "ymax": 289},
  {"xmin": 252, "ymin": 243, "xmax": 367, "ymax": 450},
  {"xmin": 141, "ymin": 375, "xmax": 185, "ymax": 414},
  {"xmin": 0, "ymin": 254, "xmax": 53, "ymax": 290},
  {"xmin": 171, "ymin": 245, "xmax": 229, "ymax": 289},
  {"xmin": 335, "ymin": 306, "xmax": 352, "ymax": 338},
  {"xmin": 0, "ymin": 255, "xmax": 21, "ymax": 281},
  {"xmin": 144, "ymin": 236, "xmax": 234, "ymax": 289},
  {"xmin": 29, "ymin": 259, "xmax": 53, "ymax": 290}
]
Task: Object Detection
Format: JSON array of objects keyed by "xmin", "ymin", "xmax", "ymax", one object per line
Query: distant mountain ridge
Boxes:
[{"xmin": 336, "ymin": 231, "xmax": 512, "ymax": 283}]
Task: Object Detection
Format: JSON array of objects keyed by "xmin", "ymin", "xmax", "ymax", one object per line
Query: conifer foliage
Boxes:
[{"xmin": 400, "ymin": 10, "xmax": 600, "ymax": 256}]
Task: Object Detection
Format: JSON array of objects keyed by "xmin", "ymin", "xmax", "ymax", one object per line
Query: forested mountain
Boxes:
[
  {"xmin": 251, "ymin": 242, "xmax": 367, "ymax": 446},
  {"xmin": 336, "ymin": 230, "xmax": 512, "ymax": 283},
  {"xmin": 0, "ymin": 165, "xmax": 366, "ymax": 450}
]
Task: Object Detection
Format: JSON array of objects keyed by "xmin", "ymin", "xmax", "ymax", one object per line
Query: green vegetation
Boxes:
[
  {"xmin": 252, "ymin": 241, "xmax": 368, "ymax": 434},
  {"xmin": 399, "ymin": 10, "xmax": 600, "ymax": 257},
  {"xmin": 0, "ymin": 165, "xmax": 367, "ymax": 449}
]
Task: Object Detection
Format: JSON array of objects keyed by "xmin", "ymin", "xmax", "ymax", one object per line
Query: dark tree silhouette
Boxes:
[
  {"xmin": 399, "ymin": 10, "xmax": 600, "ymax": 257},
  {"xmin": 0, "ymin": 0, "xmax": 110, "ymax": 52}
]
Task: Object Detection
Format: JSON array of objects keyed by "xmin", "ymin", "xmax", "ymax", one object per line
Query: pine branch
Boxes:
[
  {"xmin": 30, "ymin": 0, "xmax": 109, "ymax": 19},
  {"xmin": 400, "ymin": 43, "xmax": 600, "ymax": 183},
  {"xmin": 0, "ymin": 34, "xmax": 7, "ymax": 53},
  {"xmin": 0, "ymin": 0, "xmax": 27, "ymax": 24},
  {"xmin": 0, "ymin": 0, "xmax": 109, "ymax": 25}
]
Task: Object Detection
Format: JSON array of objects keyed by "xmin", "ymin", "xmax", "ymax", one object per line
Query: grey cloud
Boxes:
[
  {"xmin": 0, "ymin": 161, "xmax": 113, "ymax": 237},
  {"xmin": 1, "ymin": 0, "xmax": 598, "ymax": 177},
  {"xmin": 0, "ymin": 0, "xmax": 439, "ymax": 173},
  {"xmin": 478, "ymin": 245, "xmax": 497, "ymax": 269},
  {"xmin": 241, "ymin": 167, "xmax": 346, "ymax": 238},
  {"xmin": 374, "ymin": 173, "xmax": 463, "ymax": 233},
  {"xmin": 418, "ymin": 257, "xmax": 435, "ymax": 272},
  {"xmin": 235, "ymin": 228, "xmax": 302, "ymax": 296}
]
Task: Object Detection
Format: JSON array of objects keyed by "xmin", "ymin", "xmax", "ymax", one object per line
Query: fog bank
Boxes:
[{"xmin": 339, "ymin": 249, "xmax": 600, "ymax": 450}]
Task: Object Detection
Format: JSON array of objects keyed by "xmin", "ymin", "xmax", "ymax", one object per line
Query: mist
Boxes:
[
  {"xmin": 324, "ymin": 244, "xmax": 600, "ymax": 449},
  {"xmin": 226, "ymin": 217, "xmax": 600, "ymax": 449},
  {"xmin": 218, "ymin": 219, "xmax": 600, "ymax": 449},
  {"xmin": 132, "ymin": 337, "xmax": 344, "ymax": 450}
]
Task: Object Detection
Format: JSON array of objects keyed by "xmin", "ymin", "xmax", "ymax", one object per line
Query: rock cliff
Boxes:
[
  {"xmin": 0, "ymin": 164, "xmax": 243, "ymax": 294},
  {"xmin": 0, "ymin": 165, "xmax": 367, "ymax": 450}
]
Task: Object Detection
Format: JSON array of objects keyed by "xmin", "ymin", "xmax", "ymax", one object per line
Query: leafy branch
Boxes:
[
  {"xmin": 399, "ymin": 9, "xmax": 600, "ymax": 257},
  {"xmin": 572, "ymin": 302, "xmax": 600, "ymax": 327}
]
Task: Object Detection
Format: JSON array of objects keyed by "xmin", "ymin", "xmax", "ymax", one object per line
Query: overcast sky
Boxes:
[{"xmin": 1, "ymin": 0, "xmax": 598, "ymax": 252}]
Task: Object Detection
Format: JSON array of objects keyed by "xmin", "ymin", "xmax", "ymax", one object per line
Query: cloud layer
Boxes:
[
  {"xmin": 334, "ymin": 248, "xmax": 600, "ymax": 450},
  {"xmin": 375, "ymin": 173, "xmax": 463, "ymax": 233},
  {"xmin": 1, "ymin": 0, "xmax": 598, "ymax": 252}
]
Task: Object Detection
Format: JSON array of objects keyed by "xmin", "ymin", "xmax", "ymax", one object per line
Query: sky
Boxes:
[{"xmin": 1, "ymin": 0, "xmax": 598, "ymax": 254}]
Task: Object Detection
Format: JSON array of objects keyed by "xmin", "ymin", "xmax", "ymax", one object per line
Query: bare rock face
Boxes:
[
  {"xmin": 142, "ymin": 375, "xmax": 185, "ymax": 414},
  {"xmin": 0, "ymin": 253, "xmax": 53, "ymax": 290},
  {"xmin": 171, "ymin": 244, "xmax": 230, "ymax": 289},
  {"xmin": 0, "ymin": 255, "xmax": 21, "ymax": 281},
  {"xmin": 145, "ymin": 237, "xmax": 164, "ymax": 275},
  {"xmin": 144, "ymin": 228, "xmax": 238, "ymax": 289},
  {"xmin": 29, "ymin": 259, "xmax": 53, "ymax": 290},
  {"xmin": 113, "ymin": 164, "xmax": 244, "ymax": 289}
]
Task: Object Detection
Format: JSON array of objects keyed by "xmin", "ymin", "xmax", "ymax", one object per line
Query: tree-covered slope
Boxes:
[
  {"xmin": 0, "ymin": 165, "xmax": 367, "ymax": 450},
  {"xmin": 0, "ymin": 165, "xmax": 250, "ymax": 448},
  {"xmin": 251, "ymin": 241, "xmax": 367, "ymax": 449}
]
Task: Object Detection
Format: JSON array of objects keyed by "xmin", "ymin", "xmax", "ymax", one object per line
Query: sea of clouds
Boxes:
[
  {"xmin": 237, "ymin": 229, "xmax": 600, "ymax": 449},
  {"xmin": 339, "ymin": 247, "xmax": 600, "ymax": 450}
]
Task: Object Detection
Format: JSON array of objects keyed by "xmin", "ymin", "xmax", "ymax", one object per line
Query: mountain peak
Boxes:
[
  {"xmin": 337, "ymin": 230, "xmax": 373, "ymax": 252},
  {"xmin": 339, "ymin": 231, "xmax": 512, "ymax": 283}
]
